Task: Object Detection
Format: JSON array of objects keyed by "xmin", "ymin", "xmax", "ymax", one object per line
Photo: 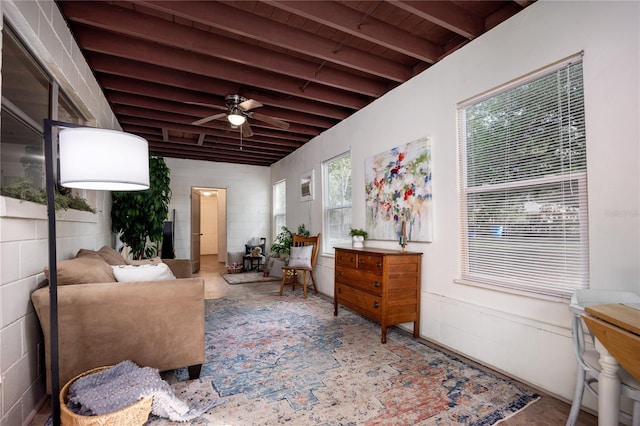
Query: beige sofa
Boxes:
[{"xmin": 31, "ymin": 246, "xmax": 205, "ymax": 394}]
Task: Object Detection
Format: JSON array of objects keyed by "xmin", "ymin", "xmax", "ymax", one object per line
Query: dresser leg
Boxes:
[{"xmin": 381, "ymin": 325, "xmax": 387, "ymax": 344}]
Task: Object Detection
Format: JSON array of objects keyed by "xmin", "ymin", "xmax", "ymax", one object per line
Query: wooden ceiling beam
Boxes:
[
  {"xmin": 139, "ymin": 0, "xmax": 411, "ymax": 82},
  {"xmin": 60, "ymin": 1, "xmax": 388, "ymax": 97},
  {"xmin": 112, "ymin": 104, "xmax": 319, "ymax": 137},
  {"xmin": 126, "ymin": 125, "xmax": 303, "ymax": 154},
  {"xmin": 74, "ymin": 27, "xmax": 369, "ymax": 109},
  {"xmin": 97, "ymin": 74, "xmax": 351, "ymax": 121},
  {"xmin": 106, "ymin": 90, "xmax": 337, "ymax": 129},
  {"xmin": 119, "ymin": 117, "xmax": 308, "ymax": 148},
  {"xmin": 390, "ymin": 1, "xmax": 485, "ymax": 40},
  {"xmin": 268, "ymin": 1, "xmax": 441, "ymax": 63}
]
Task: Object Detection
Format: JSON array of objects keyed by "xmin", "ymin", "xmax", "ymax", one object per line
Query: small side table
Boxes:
[{"xmin": 243, "ymin": 255, "xmax": 263, "ymax": 272}]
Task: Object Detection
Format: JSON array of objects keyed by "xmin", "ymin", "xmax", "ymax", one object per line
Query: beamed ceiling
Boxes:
[{"xmin": 57, "ymin": 0, "xmax": 533, "ymax": 166}]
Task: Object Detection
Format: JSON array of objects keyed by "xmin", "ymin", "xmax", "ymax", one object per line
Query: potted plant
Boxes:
[
  {"xmin": 111, "ymin": 156, "xmax": 171, "ymax": 259},
  {"xmin": 349, "ymin": 228, "xmax": 368, "ymax": 248},
  {"xmin": 270, "ymin": 224, "xmax": 311, "ymax": 260},
  {"xmin": 1, "ymin": 176, "xmax": 96, "ymax": 213}
]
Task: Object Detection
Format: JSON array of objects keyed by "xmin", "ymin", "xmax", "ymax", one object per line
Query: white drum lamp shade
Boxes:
[{"xmin": 59, "ymin": 128, "xmax": 150, "ymax": 190}]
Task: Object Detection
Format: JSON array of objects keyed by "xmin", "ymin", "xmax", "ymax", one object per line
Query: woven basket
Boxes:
[
  {"xmin": 60, "ymin": 366, "xmax": 153, "ymax": 426},
  {"xmin": 227, "ymin": 265, "xmax": 243, "ymax": 274}
]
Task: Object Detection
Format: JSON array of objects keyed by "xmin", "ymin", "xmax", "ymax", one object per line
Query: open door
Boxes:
[{"xmin": 191, "ymin": 188, "xmax": 201, "ymax": 273}]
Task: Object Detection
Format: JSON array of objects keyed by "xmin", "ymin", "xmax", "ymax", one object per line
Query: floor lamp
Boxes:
[{"xmin": 44, "ymin": 119, "xmax": 149, "ymax": 426}]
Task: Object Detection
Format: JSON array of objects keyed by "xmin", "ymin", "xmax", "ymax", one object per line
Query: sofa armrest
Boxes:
[
  {"xmin": 31, "ymin": 277, "xmax": 204, "ymax": 394},
  {"xmin": 162, "ymin": 258, "xmax": 192, "ymax": 278}
]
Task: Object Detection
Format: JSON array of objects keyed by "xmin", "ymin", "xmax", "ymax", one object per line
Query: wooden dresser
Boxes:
[{"xmin": 334, "ymin": 247, "xmax": 422, "ymax": 343}]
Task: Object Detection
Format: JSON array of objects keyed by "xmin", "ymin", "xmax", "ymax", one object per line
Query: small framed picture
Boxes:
[{"xmin": 300, "ymin": 170, "xmax": 314, "ymax": 201}]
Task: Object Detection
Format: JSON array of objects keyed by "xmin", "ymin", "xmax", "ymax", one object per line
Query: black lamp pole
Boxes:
[{"xmin": 43, "ymin": 119, "xmax": 85, "ymax": 426}]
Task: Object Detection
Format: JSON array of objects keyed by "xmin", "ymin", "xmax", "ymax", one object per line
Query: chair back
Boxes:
[{"xmin": 292, "ymin": 233, "xmax": 321, "ymax": 269}]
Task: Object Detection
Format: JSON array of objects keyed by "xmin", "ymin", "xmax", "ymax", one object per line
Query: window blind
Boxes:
[{"xmin": 458, "ymin": 57, "xmax": 589, "ymax": 297}]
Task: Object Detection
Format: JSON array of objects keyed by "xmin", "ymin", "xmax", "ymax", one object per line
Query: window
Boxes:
[
  {"xmin": 323, "ymin": 152, "xmax": 351, "ymax": 255},
  {"xmin": 458, "ymin": 55, "xmax": 588, "ymax": 297},
  {"xmin": 1, "ymin": 25, "xmax": 85, "ymax": 192},
  {"xmin": 273, "ymin": 180, "xmax": 286, "ymax": 239}
]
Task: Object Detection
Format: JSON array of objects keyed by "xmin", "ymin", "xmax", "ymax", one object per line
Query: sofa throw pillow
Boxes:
[
  {"xmin": 75, "ymin": 248, "xmax": 103, "ymax": 261},
  {"xmin": 97, "ymin": 246, "xmax": 128, "ymax": 265},
  {"xmin": 269, "ymin": 258, "xmax": 285, "ymax": 278},
  {"xmin": 112, "ymin": 263, "xmax": 176, "ymax": 282},
  {"xmin": 45, "ymin": 257, "xmax": 116, "ymax": 285},
  {"xmin": 288, "ymin": 245, "xmax": 313, "ymax": 269}
]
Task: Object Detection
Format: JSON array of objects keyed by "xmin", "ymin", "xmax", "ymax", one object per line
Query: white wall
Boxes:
[
  {"xmin": 164, "ymin": 158, "xmax": 271, "ymax": 263},
  {"xmin": 0, "ymin": 1, "xmax": 124, "ymax": 424},
  {"xmin": 271, "ymin": 0, "xmax": 640, "ymax": 412}
]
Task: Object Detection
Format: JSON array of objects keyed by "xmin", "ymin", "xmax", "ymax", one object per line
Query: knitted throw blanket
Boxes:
[{"xmin": 66, "ymin": 361, "xmax": 216, "ymax": 422}]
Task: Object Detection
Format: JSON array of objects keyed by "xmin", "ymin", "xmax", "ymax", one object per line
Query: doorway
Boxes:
[{"xmin": 191, "ymin": 187, "xmax": 227, "ymax": 273}]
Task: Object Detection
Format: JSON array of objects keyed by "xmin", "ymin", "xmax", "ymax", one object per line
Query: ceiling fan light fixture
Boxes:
[{"xmin": 227, "ymin": 108, "xmax": 246, "ymax": 126}]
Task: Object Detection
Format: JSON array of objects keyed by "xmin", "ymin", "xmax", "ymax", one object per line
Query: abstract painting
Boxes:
[{"xmin": 365, "ymin": 136, "xmax": 432, "ymax": 242}]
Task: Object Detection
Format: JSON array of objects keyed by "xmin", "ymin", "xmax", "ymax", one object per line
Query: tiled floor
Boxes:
[{"xmin": 30, "ymin": 254, "xmax": 597, "ymax": 425}]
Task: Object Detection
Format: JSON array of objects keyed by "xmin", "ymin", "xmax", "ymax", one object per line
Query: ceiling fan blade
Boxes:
[
  {"xmin": 250, "ymin": 112, "xmax": 290, "ymax": 130},
  {"xmin": 192, "ymin": 112, "xmax": 226, "ymax": 126},
  {"xmin": 240, "ymin": 120, "xmax": 253, "ymax": 137},
  {"xmin": 239, "ymin": 98, "xmax": 263, "ymax": 112}
]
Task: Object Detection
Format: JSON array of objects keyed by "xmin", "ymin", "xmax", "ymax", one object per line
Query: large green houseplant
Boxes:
[
  {"xmin": 270, "ymin": 224, "xmax": 310, "ymax": 259},
  {"xmin": 111, "ymin": 156, "xmax": 171, "ymax": 259}
]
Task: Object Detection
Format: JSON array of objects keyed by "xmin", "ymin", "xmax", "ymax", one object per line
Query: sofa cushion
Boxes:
[
  {"xmin": 75, "ymin": 249, "xmax": 103, "ymax": 261},
  {"xmin": 45, "ymin": 257, "xmax": 117, "ymax": 285},
  {"xmin": 288, "ymin": 245, "xmax": 313, "ymax": 269},
  {"xmin": 97, "ymin": 246, "xmax": 127, "ymax": 265},
  {"xmin": 111, "ymin": 263, "xmax": 176, "ymax": 282}
]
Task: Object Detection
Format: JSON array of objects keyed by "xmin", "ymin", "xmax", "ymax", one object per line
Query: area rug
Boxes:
[
  {"xmin": 148, "ymin": 286, "xmax": 539, "ymax": 425},
  {"xmin": 222, "ymin": 272, "xmax": 281, "ymax": 285}
]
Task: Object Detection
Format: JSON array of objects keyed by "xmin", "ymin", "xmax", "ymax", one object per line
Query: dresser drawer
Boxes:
[
  {"xmin": 336, "ymin": 284, "xmax": 382, "ymax": 322},
  {"xmin": 336, "ymin": 251, "xmax": 356, "ymax": 268},
  {"xmin": 356, "ymin": 254, "xmax": 384, "ymax": 273},
  {"xmin": 335, "ymin": 266, "xmax": 383, "ymax": 295}
]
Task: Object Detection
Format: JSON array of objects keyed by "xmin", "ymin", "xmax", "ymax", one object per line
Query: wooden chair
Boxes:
[{"xmin": 279, "ymin": 233, "xmax": 321, "ymax": 299}]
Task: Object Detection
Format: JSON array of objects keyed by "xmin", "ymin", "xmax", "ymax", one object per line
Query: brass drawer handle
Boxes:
[
  {"xmin": 350, "ymin": 257, "xmax": 355, "ymax": 262},
  {"xmin": 337, "ymin": 271, "xmax": 343, "ymax": 276},
  {"xmin": 359, "ymin": 259, "xmax": 365, "ymax": 264},
  {"xmin": 373, "ymin": 301, "xmax": 380, "ymax": 309},
  {"xmin": 376, "ymin": 262, "xmax": 382, "ymax": 267},
  {"xmin": 373, "ymin": 281, "xmax": 381, "ymax": 288}
]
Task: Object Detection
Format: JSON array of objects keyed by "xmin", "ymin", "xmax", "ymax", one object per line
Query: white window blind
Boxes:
[{"xmin": 458, "ymin": 55, "xmax": 589, "ymax": 297}]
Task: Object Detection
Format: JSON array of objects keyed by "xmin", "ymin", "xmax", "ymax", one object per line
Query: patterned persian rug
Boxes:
[
  {"xmin": 147, "ymin": 285, "xmax": 539, "ymax": 425},
  {"xmin": 222, "ymin": 272, "xmax": 281, "ymax": 285}
]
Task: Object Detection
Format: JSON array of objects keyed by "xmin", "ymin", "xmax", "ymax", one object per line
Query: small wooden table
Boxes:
[{"xmin": 583, "ymin": 303, "xmax": 640, "ymax": 425}]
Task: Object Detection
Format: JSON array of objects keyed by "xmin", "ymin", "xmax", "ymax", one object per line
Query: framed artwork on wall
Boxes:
[
  {"xmin": 365, "ymin": 136, "xmax": 433, "ymax": 242},
  {"xmin": 300, "ymin": 170, "xmax": 314, "ymax": 202}
]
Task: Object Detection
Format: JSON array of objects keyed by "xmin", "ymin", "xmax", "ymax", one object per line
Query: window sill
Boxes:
[{"xmin": 0, "ymin": 195, "xmax": 97, "ymax": 223}]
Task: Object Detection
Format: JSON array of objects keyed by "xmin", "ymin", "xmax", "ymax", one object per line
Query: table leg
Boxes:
[{"xmin": 594, "ymin": 339, "xmax": 621, "ymax": 425}]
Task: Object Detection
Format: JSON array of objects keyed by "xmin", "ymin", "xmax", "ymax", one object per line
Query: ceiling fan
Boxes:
[{"xmin": 190, "ymin": 94, "xmax": 289, "ymax": 137}]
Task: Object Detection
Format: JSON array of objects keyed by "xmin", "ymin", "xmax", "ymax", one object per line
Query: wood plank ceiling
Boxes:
[{"xmin": 57, "ymin": 0, "xmax": 533, "ymax": 166}]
